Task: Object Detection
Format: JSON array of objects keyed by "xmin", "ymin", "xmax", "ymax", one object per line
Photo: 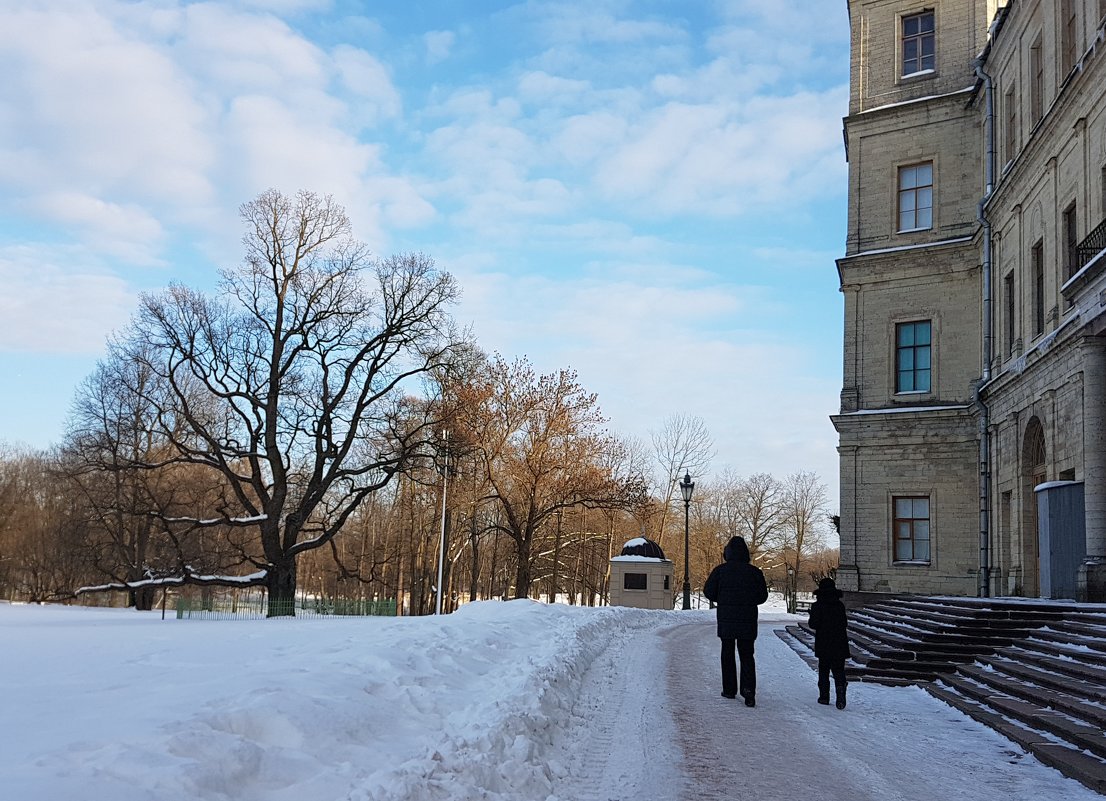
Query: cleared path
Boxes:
[{"xmin": 552, "ymin": 612, "xmax": 1100, "ymax": 801}]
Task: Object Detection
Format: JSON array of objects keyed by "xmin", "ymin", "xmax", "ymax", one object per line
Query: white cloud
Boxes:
[
  {"xmin": 424, "ymin": 30, "xmax": 455, "ymax": 64},
  {"xmin": 31, "ymin": 193, "xmax": 166, "ymax": 265},
  {"xmin": 0, "ymin": 246, "xmax": 134, "ymax": 354},
  {"xmin": 333, "ymin": 45, "xmax": 402, "ymax": 123},
  {"xmin": 450, "ymin": 262, "xmax": 841, "ymax": 501}
]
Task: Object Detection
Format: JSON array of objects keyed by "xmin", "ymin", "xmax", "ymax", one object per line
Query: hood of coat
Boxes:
[{"xmin": 723, "ymin": 536, "xmax": 751, "ymax": 563}]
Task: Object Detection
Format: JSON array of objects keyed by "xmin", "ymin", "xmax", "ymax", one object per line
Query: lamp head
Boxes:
[{"xmin": 679, "ymin": 471, "xmax": 694, "ymax": 502}]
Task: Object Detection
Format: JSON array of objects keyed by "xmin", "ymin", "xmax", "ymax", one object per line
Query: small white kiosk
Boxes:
[{"xmin": 608, "ymin": 537, "xmax": 674, "ymax": 610}]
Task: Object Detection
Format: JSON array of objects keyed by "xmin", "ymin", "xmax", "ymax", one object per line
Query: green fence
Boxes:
[{"xmin": 175, "ymin": 595, "xmax": 397, "ymax": 620}]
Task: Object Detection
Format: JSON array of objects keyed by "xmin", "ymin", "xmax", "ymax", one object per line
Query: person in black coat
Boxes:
[
  {"xmin": 808, "ymin": 577, "xmax": 850, "ymax": 709},
  {"xmin": 702, "ymin": 536, "xmax": 769, "ymax": 706}
]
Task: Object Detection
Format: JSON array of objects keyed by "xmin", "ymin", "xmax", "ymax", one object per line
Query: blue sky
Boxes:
[{"xmin": 0, "ymin": 0, "xmax": 850, "ymax": 504}]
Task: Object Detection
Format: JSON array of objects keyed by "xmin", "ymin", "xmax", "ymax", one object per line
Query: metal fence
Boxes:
[{"xmin": 175, "ymin": 594, "xmax": 397, "ymax": 620}]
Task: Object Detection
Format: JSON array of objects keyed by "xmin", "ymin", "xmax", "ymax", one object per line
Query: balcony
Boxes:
[
  {"xmin": 1075, "ymin": 217, "xmax": 1106, "ymax": 272},
  {"xmin": 1062, "ymin": 217, "xmax": 1106, "ymax": 301}
]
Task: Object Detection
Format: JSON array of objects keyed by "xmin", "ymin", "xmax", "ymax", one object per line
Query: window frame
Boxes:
[
  {"xmin": 897, "ymin": 161, "xmax": 934, "ymax": 233},
  {"xmin": 1030, "ymin": 35, "xmax": 1044, "ymax": 126},
  {"xmin": 1063, "ymin": 202, "xmax": 1078, "ymax": 282},
  {"xmin": 1060, "ymin": 0, "xmax": 1078, "ymax": 77},
  {"xmin": 901, "ymin": 10, "xmax": 936, "ymax": 78},
  {"xmin": 895, "ymin": 320, "xmax": 932, "ymax": 394},
  {"xmin": 892, "ymin": 495, "xmax": 931, "ymax": 564},
  {"xmin": 1003, "ymin": 84, "xmax": 1017, "ymax": 167},
  {"xmin": 623, "ymin": 572, "xmax": 648, "ymax": 591},
  {"xmin": 1032, "ymin": 240, "xmax": 1045, "ymax": 337},
  {"xmin": 1004, "ymin": 271, "xmax": 1016, "ymax": 357}
]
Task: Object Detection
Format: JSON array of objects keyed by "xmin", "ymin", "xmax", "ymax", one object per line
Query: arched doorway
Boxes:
[{"xmin": 1020, "ymin": 417, "xmax": 1046, "ymax": 596}]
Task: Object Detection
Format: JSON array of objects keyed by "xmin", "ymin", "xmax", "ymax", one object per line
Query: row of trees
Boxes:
[{"xmin": 0, "ymin": 189, "xmax": 835, "ymax": 615}]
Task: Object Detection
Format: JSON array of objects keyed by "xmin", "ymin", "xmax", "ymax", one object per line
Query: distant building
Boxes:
[
  {"xmin": 608, "ymin": 538, "xmax": 674, "ymax": 609},
  {"xmin": 834, "ymin": 0, "xmax": 1106, "ymax": 601}
]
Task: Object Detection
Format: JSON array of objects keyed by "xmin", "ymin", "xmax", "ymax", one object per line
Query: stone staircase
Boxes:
[{"xmin": 777, "ymin": 595, "xmax": 1106, "ymax": 795}]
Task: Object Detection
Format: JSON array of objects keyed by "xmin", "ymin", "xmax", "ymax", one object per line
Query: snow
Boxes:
[
  {"xmin": 610, "ymin": 554, "xmax": 668, "ymax": 562},
  {"xmin": 2, "ymin": 598, "xmax": 1100, "ymax": 801}
]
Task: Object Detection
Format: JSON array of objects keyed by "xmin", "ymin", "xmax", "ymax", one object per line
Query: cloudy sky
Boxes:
[{"xmin": 0, "ymin": 0, "xmax": 850, "ymax": 505}]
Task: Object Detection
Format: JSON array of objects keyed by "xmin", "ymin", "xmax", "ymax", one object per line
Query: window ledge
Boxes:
[
  {"xmin": 897, "ymin": 227, "xmax": 933, "ymax": 234},
  {"xmin": 900, "ymin": 68, "xmax": 937, "ymax": 81},
  {"xmin": 892, "ymin": 561, "xmax": 932, "ymax": 567}
]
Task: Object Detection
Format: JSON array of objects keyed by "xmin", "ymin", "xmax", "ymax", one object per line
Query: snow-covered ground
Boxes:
[{"xmin": 2, "ymin": 597, "xmax": 1099, "ymax": 801}]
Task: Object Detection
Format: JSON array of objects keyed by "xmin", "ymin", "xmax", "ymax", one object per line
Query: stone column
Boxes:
[{"xmin": 1079, "ymin": 337, "xmax": 1106, "ymax": 601}]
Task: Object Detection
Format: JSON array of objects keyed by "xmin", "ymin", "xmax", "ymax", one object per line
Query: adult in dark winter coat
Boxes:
[
  {"xmin": 702, "ymin": 536, "xmax": 768, "ymax": 706},
  {"xmin": 808, "ymin": 577, "xmax": 850, "ymax": 709}
]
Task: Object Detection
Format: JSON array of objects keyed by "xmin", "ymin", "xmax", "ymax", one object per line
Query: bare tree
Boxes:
[
  {"xmin": 453, "ymin": 355, "xmax": 645, "ymax": 599},
  {"xmin": 82, "ymin": 189, "xmax": 458, "ymax": 615},
  {"xmin": 778, "ymin": 470, "xmax": 828, "ymax": 611},
  {"xmin": 649, "ymin": 414, "xmax": 713, "ymax": 551}
]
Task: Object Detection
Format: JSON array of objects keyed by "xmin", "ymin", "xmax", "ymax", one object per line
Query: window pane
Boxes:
[
  {"xmin": 914, "ymin": 520, "xmax": 930, "ymax": 540},
  {"xmin": 916, "ymin": 206, "xmax": 932, "ymax": 229},
  {"xmin": 896, "ymin": 521, "xmax": 911, "ymax": 539},
  {"xmin": 899, "ymin": 349, "xmax": 914, "ymax": 371},
  {"xmin": 922, "ymin": 37, "xmax": 935, "ymax": 57},
  {"xmin": 916, "ymin": 322, "xmax": 931, "ymax": 345},
  {"xmin": 920, "ymin": 13, "xmax": 934, "ymax": 33},
  {"xmin": 913, "ymin": 498, "xmax": 929, "ymax": 518},
  {"xmin": 916, "ymin": 540, "xmax": 930, "ymax": 561},
  {"xmin": 895, "ymin": 498, "xmax": 913, "ymax": 517},
  {"xmin": 898, "ymin": 371, "xmax": 914, "ymax": 392},
  {"xmin": 896, "ymin": 540, "xmax": 912, "ymax": 561},
  {"xmin": 917, "ymin": 163, "xmax": 933, "ymax": 185},
  {"xmin": 917, "ymin": 186, "xmax": 932, "ymax": 209},
  {"xmin": 904, "ymin": 39, "xmax": 918, "ymax": 63},
  {"xmin": 898, "ymin": 324, "xmax": 915, "ymax": 346},
  {"xmin": 624, "ymin": 572, "xmax": 647, "ymax": 590},
  {"xmin": 916, "ymin": 369, "xmax": 931, "ymax": 391},
  {"xmin": 904, "ymin": 16, "xmax": 919, "ymax": 36},
  {"xmin": 900, "ymin": 191, "xmax": 916, "ymax": 212},
  {"xmin": 900, "ymin": 167, "xmax": 917, "ymax": 190},
  {"xmin": 916, "ymin": 347, "xmax": 930, "ymax": 369}
]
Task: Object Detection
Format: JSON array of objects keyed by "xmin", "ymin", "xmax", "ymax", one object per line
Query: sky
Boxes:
[
  {"xmin": 0, "ymin": 0, "xmax": 850, "ymax": 506},
  {"xmin": 3, "ymin": 598, "xmax": 1100, "ymax": 801}
]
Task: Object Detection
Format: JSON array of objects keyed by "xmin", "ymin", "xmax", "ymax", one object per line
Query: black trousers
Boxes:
[
  {"xmin": 720, "ymin": 638, "xmax": 756, "ymax": 698},
  {"xmin": 818, "ymin": 656, "xmax": 847, "ymax": 700}
]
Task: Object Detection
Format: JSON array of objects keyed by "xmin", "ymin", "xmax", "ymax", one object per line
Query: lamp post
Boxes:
[
  {"xmin": 786, "ymin": 564, "xmax": 795, "ymax": 614},
  {"xmin": 680, "ymin": 471, "xmax": 695, "ymax": 610}
]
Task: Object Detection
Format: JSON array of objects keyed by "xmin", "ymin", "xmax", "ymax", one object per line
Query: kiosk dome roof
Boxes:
[{"xmin": 619, "ymin": 537, "xmax": 666, "ymax": 560}]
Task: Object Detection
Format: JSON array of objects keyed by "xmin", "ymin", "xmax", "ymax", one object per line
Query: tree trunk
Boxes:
[
  {"xmin": 267, "ymin": 557, "xmax": 297, "ymax": 617},
  {"xmin": 514, "ymin": 535, "xmax": 532, "ymax": 598}
]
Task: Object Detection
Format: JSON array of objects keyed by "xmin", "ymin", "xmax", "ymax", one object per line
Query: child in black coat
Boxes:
[{"xmin": 808, "ymin": 577, "xmax": 850, "ymax": 709}]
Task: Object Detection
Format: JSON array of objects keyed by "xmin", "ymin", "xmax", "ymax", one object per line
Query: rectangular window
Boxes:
[
  {"xmin": 1004, "ymin": 85, "xmax": 1017, "ymax": 165},
  {"xmin": 896, "ymin": 320, "xmax": 932, "ymax": 393},
  {"xmin": 1061, "ymin": 0, "xmax": 1078, "ymax": 76},
  {"xmin": 663, "ymin": 575, "xmax": 670, "ymax": 590},
  {"xmin": 624, "ymin": 572, "xmax": 647, "ymax": 590},
  {"xmin": 898, "ymin": 162, "xmax": 933, "ymax": 232},
  {"xmin": 1030, "ymin": 37, "xmax": 1043, "ymax": 124},
  {"xmin": 1004, "ymin": 271, "xmax": 1015, "ymax": 355},
  {"xmin": 893, "ymin": 496, "xmax": 931, "ymax": 562},
  {"xmin": 1063, "ymin": 202, "xmax": 1078, "ymax": 280},
  {"xmin": 1032, "ymin": 240, "xmax": 1045, "ymax": 337},
  {"xmin": 902, "ymin": 11, "xmax": 935, "ymax": 76}
]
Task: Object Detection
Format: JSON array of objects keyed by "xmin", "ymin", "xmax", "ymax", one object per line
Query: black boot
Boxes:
[
  {"xmin": 835, "ymin": 689, "xmax": 846, "ymax": 710},
  {"xmin": 818, "ymin": 696, "xmax": 830, "ymax": 705}
]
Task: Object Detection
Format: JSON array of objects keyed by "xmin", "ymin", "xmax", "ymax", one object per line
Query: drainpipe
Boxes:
[{"xmin": 974, "ymin": 57, "xmax": 995, "ymax": 597}]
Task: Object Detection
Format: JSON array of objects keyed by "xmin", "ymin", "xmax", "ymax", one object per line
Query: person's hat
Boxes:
[{"xmin": 814, "ymin": 577, "xmax": 843, "ymax": 599}]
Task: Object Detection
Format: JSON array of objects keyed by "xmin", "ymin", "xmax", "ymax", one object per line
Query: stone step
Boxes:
[
  {"xmin": 925, "ymin": 683, "xmax": 1106, "ymax": 796},
  {"xmin": 977, "ymin": 654, "xmax": 1106, "ymax": 704},
  {"xmin": 957, "ymin": 663, "xmax": 1106, "ymax": 731},
  {"xmin": 938, "ymin": 673, "xmax": 1106, "ymax": 761}
]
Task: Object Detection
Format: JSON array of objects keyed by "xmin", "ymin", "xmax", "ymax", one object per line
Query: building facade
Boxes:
[{"xmin": 834, "ymin": 0, "xmax": 1106, "ymax": 601}]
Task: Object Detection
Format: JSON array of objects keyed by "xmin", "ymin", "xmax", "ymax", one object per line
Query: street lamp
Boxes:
[
  {"xmin": 786, "ymin": 564, "xmax": 795, "ymax": 614},
  {"xmin": 680, "ymin": 471, "xmax": 695, "ymax": 610}
]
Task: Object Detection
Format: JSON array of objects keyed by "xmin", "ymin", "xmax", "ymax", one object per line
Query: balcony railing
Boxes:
[{"xmin": 1075, "ymin": 217, "xmax": 1106, "ymax": 272}]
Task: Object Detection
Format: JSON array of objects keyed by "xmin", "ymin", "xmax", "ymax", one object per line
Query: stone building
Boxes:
[
  {"xmin": 608, "ymin": 538, "xmax": 674, "ymax": 610},
  {"xmin": 834, "ymin": 0, "xmax": 1106, "ymax": 601}
]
